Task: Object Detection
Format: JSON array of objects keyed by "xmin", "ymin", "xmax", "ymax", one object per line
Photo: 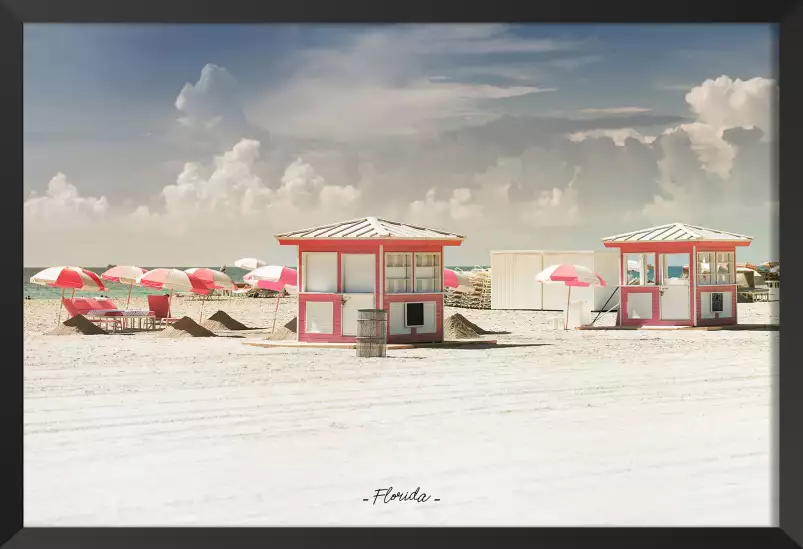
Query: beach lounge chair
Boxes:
[
  {"xmin": 62, "ymin": 298, "xmax": 123, "ymax": 332},
  {"xmin": 147, "ymin": 295, "xmax": 181, "ymax": 328}
]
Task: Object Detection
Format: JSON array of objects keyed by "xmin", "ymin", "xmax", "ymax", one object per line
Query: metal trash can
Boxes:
[{"xmin": 356, "ymin": 309, "xmax": 388, "ymax": 358}]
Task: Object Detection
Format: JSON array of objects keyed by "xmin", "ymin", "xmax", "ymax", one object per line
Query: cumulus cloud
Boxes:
[
  {"xmin": 23, "ymin": 69, "xmax": 777, "ymax": 265},
  {"xmin": 685, "ymin": 75, "xmax": 775, "ymax": 135},
  {"xmin": 175, "ymin": 64, "xmax": 246, "ymax": 130},
  {"xmin": 24, "ymin": 172, "xmax": 109, "ymax": 225},
  {"xmin": 568, "ymin": 128, "xmax": 656, "ymax": 146}
]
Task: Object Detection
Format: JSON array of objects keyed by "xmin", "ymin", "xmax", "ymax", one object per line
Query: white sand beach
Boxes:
[{"xmin": 23, "ymin": 297, "xmax": 778, "ymax": 526}]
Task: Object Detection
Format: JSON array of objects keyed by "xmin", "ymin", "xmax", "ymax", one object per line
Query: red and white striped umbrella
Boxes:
[
  {"xmin": 444, "ymin": 268, "xmax": 473, "ymax": 293},
  {"xmin": 243, "ymin": 265, "xmax": 297, "ymax": 291},
  {"xmin": 536, "ymin": 264, "xmax": 606, "ymax": 330},
  {"xmin": 243, "ymin": 266, "xmax": 298, "ymax": 333},
  {"xmin": 137, "ymin": 268, "xmax": 210, "ymax": 318},
  {"xmin": 184, "ymin": 268, "xmax": 235, "ymax": 291},
  {"xmin": 30, "ymin": 266, "xmax": 107, "ymax": 324},
  {"xmin": 185, "ymin": 268, "xmax": 235, "ymax": 322},
  {"xmin": 30, "ymin": 266, "xmax": 106, "ymax": 291},
  {"xmin": 536, "ymin": 264, "xmax": 606, "ymax": 288},
  {"xmin": 101, "ymin": 265, "xmax": 148, "ymax": 309}
]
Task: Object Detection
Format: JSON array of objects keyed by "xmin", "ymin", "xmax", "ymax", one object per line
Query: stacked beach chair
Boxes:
[{"xmin": 444, "ymin": 268, "xmax": 492, "ymax": 310}]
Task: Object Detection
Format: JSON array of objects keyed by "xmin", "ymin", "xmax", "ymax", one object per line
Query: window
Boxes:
[
  {"xmin": 625, "ymin": 253, "xmax": 655, "ymax": 286},
  {"xmin": 385, "ymin": 253, "xmax": 412, "ymax": 293},
  {"xmin": 414, "ymin": 253, "xmax": 441, "ymax": 293},
  {"xmin": 404, "ymin": 302, "xmax": 425, "ymax": 327},
  {"xmin": 697, "ymin": 252, "xmax": 734, "ymax": 285},
  {"xmin": 716, "ymin": 252, "xmax": 735, "ymax": 284}
]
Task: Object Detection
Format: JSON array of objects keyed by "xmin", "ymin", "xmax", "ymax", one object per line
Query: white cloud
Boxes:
[
  {"xmin": 685, "ymin": 75, "xmax": 775, "ymax": 135},
  {"xmin": 568, "ymin": 128, "xmax": 656, "ymax": 146},
  {"xmin": 246, "ymin": 26, "xmax": 568, "ymax": 140},
  {"xmin": 175, "ymin": 64, "xmax": 244, "ymax": 130},
  {"xmin": 24, "ymin": 172, "xmax": 109, "ymax": 225}
]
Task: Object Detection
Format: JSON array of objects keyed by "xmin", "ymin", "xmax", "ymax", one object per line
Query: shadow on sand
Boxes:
[{"xmin": 410, "ymin": 342, "xmax": 551, "ymax": 350}]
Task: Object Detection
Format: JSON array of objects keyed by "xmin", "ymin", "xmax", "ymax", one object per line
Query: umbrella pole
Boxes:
[
  {"xmin": 71, "ymin": 289, "xmax": 75, "ymax": 298},
  {"xmin": 199, "ymin": 294, "xmax": 206, "ymax": 323},
  {"xmin": 57, "ymin": 288, "xmax": 65, "ymax": 325},
  {"xmin": 271, "ymin": 292, "xmax": 281, "ymax": 334},
  {"xmin": 565, "ymin": 285, "xmax": 572, "ymax": 330},
  {"xmin": 169, "ymin": 289, "xmax": 173, "ymax": 317},
  {"xmin": 127, "ymin": 283, "xmax": 133, "ymax": 309}
]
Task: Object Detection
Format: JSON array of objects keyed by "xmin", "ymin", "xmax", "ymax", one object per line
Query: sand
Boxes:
[
  {"xmin": 202, "ymin": 310, "xmax": 250, "ymax": 332},
  {"xmin": 158, "ymin": 316, "xmax": 217, "ymax": 338},
  {"xmin": 265, "ymin": 317, "xmax": 298, "ymax": 340},
  {"xmin": 23, "ymin": 297, "xmax": 778, "ymax": 526},
  {"xmin": 48, "ymin": 314, "xmax": 108, "ymax": 336},
  {"xmin": 443, "ymin": 313, "xmax": 484, "ymax": 339}
]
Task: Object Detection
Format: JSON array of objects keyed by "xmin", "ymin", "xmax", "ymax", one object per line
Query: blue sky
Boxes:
[{"xmin": 23, "ymin": 24, "xmax": 777, "ymax": 265}]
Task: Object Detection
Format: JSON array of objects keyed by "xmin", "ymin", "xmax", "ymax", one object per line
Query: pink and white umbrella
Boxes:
[
  {"xmin": 243, "ymin": 266, "xmax": 298, "ymax": 333},
  {"xmin": 136, "ymin": 268, "xmax": 210, "ymax": 318},
  {"xmin": 184, "ymin": 268, "xmax": 235, "ymax": 322},
  {"xmin": 101, "ymin": 265, "xmax": 148, "ymax": 309},
  {"xmin": 535, "ymin": 264, "xmax": 607, "ymax": 329},
  {"xmin": 444, "ymin": 268, "xmax": 473, "ymax": 293},
  {"xmin": 30, "ymin": 266, "xmax": 107, "ymax": 324}
]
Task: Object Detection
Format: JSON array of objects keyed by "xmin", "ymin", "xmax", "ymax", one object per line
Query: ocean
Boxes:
[{"xmin": 23, "ymin": 266, "xmax": 492, "ymax": 300}]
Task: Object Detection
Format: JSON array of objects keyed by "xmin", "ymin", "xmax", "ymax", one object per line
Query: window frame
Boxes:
[
  {"xmin": 697, "ymin": 251, "xmax": 735, "ymax": 286},
  {"xmin": 384, "ymin": 252, "xmax": 412, "ymax": 294},
  {"xmin": 413, "ymin": 252, "xmax": 441, "ymax": 293},
  {"xmin": 624, "ymin": 252, "xmax": 656, "ymax": 287}
]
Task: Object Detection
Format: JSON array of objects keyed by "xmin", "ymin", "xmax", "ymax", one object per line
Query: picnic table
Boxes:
[{"xmin": 83, "ymin": 309, "xmax": 157, "ymax": 331}]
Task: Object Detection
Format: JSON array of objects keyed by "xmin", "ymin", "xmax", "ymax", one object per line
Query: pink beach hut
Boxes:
[
  {"xmin": 602, "ymin": 222, "xmax": 752, "ymax": 327},
  {"xmin": 275, "ymin": 217, "xmax": 465, "ymax": 344}
]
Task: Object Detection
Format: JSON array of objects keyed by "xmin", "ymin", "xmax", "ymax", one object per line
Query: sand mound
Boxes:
[
  {"xmin": 202, "ymin": 310, "xmax": 250, "ymax": 331},
  {"xmin": 447, "ymin": 313, "xmax": 489, "ymax": 335},
  {"xmin": 444, "ymin": 314, "xmax": 483, "ymax": 340},
  {"xmin": 49, "ymin": 315, "xmax": 108, "ymax": 336},
  {"xmin": 266, "ymin": 317, "xmax": 298, "ymax": 340},
  {"xmin": 158, "ymin": 316, "xmax": 217, "ymax": 338}
]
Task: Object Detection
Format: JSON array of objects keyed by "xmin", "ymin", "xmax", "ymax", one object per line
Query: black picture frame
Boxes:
[
  {"xmin": 2, "ymin": 1, "xmax": 799, "ymax": 547},
  {"xmin": 404, "ymin": 302, "xmax": 425, "ymax": 327}
]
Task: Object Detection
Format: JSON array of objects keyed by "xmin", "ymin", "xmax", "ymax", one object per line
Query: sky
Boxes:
[{"xmin": 23, "ymin": 23, "xmax": 778, "ymax": 266}]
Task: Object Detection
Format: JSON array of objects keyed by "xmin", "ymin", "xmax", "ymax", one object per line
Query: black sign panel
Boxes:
[
  {"xmin": 405, "ymin": 302, "xmax": 425, "ymax": 327},
  {"xmin": 711, "ymin": 292, "xmax": 724, "ymax": 312}
]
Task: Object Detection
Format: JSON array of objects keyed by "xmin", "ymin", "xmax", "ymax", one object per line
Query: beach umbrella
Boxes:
[
  {"xmin": 184, "ymin": 268, "xmax": 235, "ymax": 322},
  {"xmin": 535, "ymin": 264, "xmax": 607, "ymax": 330},
  {"xmin": 137, "ymin": 268, "xmax": 210, "ymax": 318},
  {"xmin": 243, "ymin": 265, "xmax": 298, "ymax": 333},
  {"xmin": 101, "ymin": 265, "xmax": 147, "ymax": 309},
  {"xmin": 29, "ymin": 266, "xmax": 107, "ymax": 324},
  {"xmin": 234, "ymin": 257, "xmax": 267, "ymax": 271},
  {"xmin": 443, "ymin": 268, "xmax": 473, "ymax": 293}
]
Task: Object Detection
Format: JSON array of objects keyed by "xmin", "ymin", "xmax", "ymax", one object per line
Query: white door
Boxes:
[
  {"xmin": 513, "ymin": 253, "xmax": 542, "ymax": 309},
  {"xmin": 341, "ymin": 254, "xmax": 376, "ymax": 336},
  {"xmin": 342, "ymin": 294, "xmax": 376, "ymax": 336},
  {"xmin": 659, "ymin": 253, "xmax": 690, "ymax": 320}
]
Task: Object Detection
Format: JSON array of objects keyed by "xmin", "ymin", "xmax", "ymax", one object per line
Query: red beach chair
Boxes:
[
  {"xmin": 147, "ymin": 295, "xmax": 182, "ymax": 328},
  {"xmin": 61, "ymin": 298, "xmax": 122, "ymax": 332}
]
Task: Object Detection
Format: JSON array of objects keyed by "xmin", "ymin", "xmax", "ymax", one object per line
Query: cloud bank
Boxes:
[{"xmin": 24, "ymin": 67, "xmax": 777, "ymax": 266}]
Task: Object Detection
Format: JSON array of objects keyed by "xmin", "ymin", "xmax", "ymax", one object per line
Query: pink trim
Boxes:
[
  {"xmin": 291, "ymin": 237, "xmax": 456, "ymax": 343},
  {"xmin": 384, "ymin": 293, "xmax": 444, "ymax": 343}
]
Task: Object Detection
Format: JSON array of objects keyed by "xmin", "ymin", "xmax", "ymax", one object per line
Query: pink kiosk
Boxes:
[{"xmin": 601, "ymin": 222, "xmax": 752, "ymax": 327}]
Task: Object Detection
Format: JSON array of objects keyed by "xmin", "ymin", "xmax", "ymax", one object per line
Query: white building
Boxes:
[{"xmin": 491, "ymin": 250, "xmax": 621, "ymax": 312}]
